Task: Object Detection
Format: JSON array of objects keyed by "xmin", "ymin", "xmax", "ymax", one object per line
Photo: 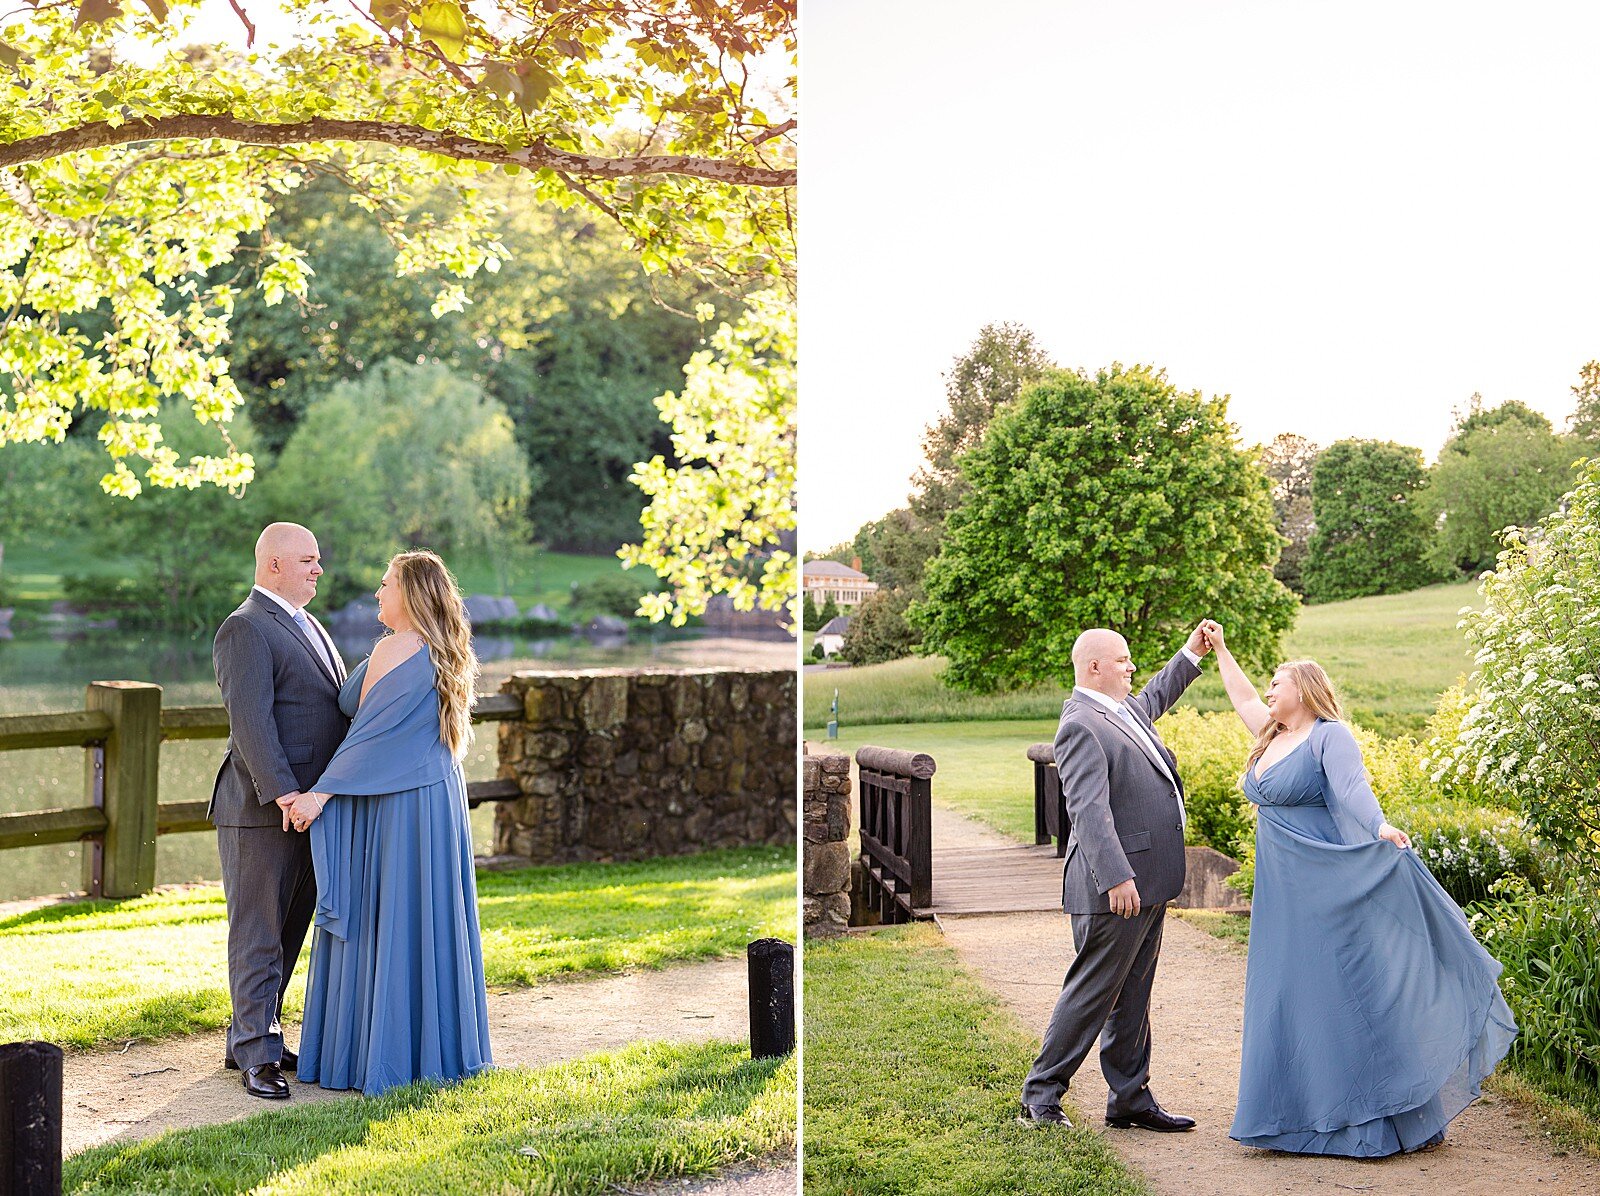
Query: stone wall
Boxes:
[
  {"xmin": 803, "ymin": 751, "xmax": 851, "ymax": 938},
  {"xmin": 494, "ymin": 668, "xmax": 796, "ymax": 864}
]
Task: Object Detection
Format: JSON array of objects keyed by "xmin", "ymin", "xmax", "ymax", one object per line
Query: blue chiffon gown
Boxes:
[
  {"xmin": 297, "ymin": 647, "xmax": 493, "ymax": 1095},
  {"xmin": 1229, "ymin": 718, "xmax": 1516, "ymax": 1156}
]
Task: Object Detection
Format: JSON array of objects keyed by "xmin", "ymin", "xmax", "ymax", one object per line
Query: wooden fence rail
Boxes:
[
  {"xmin": 1028, "ymin": 741, "xmax": 1068, "ymax": 857},
  {"xmin": 0, "ymin": 683, "xmax": 525, "ymax": 899},
  {"xmin": 854, "ymin": 744, "xmax": 935, "ymax": 924}
]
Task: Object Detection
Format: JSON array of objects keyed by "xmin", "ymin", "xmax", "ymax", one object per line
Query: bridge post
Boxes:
[{"xmin": 82, "ymin": 682, "xmax": 163, "ymax": 899}]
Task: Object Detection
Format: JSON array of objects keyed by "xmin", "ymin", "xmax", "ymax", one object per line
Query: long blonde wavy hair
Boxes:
[
  {"xmin": 390, "ymin": 550, "xmax": 478, "ymax": 759},
  {"xmin": 1246, "ymin": 659, "xmax": 1345, "ymax": 768}
]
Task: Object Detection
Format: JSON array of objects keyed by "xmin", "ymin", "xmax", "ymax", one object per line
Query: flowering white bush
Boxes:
[{"xmin": 1427, "ymin": 458, "xmax": 1600, "ymax": 879}]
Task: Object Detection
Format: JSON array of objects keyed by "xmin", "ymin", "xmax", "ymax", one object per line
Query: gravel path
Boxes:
[
  {"xmin": 932, "ymin": 807, "xmax": 1599, "ymax": 1196},
  {"xmin": 63, "ymin": 957, "xmax": 790, "ymax": 1174}
]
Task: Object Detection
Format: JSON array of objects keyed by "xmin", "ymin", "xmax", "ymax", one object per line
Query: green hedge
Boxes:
[{"xmin": 1160, "ymin": 710, "xmax": 1544, "ymax": 909}]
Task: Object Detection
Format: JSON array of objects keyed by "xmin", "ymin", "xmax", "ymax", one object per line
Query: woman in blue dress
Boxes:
[
  {"xmin": 283, "ymin": 549, "xmax": 493, "ymax": 1096},
  {"xmin": 1202, "ymin": 620, "xmax": 1515, "ymax": 1157}
]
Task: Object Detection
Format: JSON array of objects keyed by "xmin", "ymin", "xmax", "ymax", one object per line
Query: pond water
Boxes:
[{"xmin": 0, "ymin": 624, "xmax": 795, "ymax": 903}]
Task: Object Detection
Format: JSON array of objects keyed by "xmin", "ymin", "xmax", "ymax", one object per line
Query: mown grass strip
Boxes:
[
  {"xmin": 805, "ymin": 580, "xmax": 1481, "ymax": 737},
  {"xmin": 64, "ymin": 1039, "xmax": 795, "ymax": 1195},
  {"xmin": 0, "ymin": 846, "xmax": 796, "ymax": 1049},
  {"xmin": 803, "ymin": 924, "xmax": 1150, "ymax": 1196}
]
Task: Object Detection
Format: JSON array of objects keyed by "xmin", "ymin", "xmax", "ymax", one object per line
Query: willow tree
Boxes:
[{"xmin": 0, "ymin": 0, "xmax": 794, "ymax": 615}]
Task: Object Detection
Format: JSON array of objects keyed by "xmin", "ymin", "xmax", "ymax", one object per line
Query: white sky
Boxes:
[{"xmin": 799, "ymin": 0, "xmax": 1600, "ymax": 549}]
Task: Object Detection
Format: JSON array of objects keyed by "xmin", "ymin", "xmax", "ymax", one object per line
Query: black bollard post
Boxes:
[
  {"xmin": 747, "ymin": 938, "xmax": 795, "ymax": 1060},
  {"xmin": 0, "ymin": 1041, "xmax": 63, "ymax": 1196}
]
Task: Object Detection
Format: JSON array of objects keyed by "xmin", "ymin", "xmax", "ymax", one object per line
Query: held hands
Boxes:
[
  {"xmin": 1184, "ymin": 622, "xmax": 1213, "ymax": 658},
  {"xmin": 1198, "ymin": 619, "xmax": 1227, "ymax": 655},
  {"xmin": 276, "ymin": 792, "xmax": 301, "ymax": 833},
  {"xmin": 286, "ymin": 791, "xmax": 328, "ymax": 833},
  {"xmin": 1108, "ymin": 878, "xmax": 1141, "ymax": 918},
  {"xmin": 1378, "ymin": 822, "xmax": 1411, "ymax": 850}
]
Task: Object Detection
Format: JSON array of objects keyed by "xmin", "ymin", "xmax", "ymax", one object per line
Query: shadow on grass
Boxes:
[{"xmin": 66, "ymin": 1041, "xmax": 794, "ymax": 1196}]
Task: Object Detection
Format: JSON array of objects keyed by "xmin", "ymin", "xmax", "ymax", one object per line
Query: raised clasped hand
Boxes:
[
  {"xmin": 1200, "ymin": 618, "xmax": 1225, "ymax": 652},
  {"xmin": 1185, "ymin": 621, "xmax": 1214, "ymax": 658}
]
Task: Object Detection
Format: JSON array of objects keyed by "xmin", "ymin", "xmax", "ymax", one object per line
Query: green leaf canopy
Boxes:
[{"xmin": 912, "ymin": 364, "xmax": 1298, "ymax": 693}]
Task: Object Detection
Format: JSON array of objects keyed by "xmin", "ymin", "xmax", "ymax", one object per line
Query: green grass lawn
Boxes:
[
  {"xmin": 804, "ymin": 924, "xmax": 1148, "ymax": 1196},
  {"xmin": 806, "ymin": 581, "xmax": 1482, "ymax": 738},
  {"xmin": 812, "ymin": 720, "xmax": 1056, "ymax": 844},
  {"xmin": 64, "ymin": 1039, "xmax": 795, "ymax": 1195},
  {"xmin": 0, "ymin": 847, "xmax": 795, "ymax": 1050}
]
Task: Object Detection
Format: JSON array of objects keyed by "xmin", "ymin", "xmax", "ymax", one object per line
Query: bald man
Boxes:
[
  {"xmin": 207, "ymin": 523, "xmax": 349, "ymax": 1100},
  {"xmin": 1018, "ymin": 623, "xmax": 1211, "ymax": 1132}
]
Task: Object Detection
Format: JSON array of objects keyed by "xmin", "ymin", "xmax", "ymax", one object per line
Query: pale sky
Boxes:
[{"xmin": 800, "ymin": 1, "xmax": 1600, "ymax": 550}]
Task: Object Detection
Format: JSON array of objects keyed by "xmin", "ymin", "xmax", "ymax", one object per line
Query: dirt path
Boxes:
[
  {"xmin": 931, "ymin": 805, "xmax": 1599, "ymax": 1196},
  {"xmin": 64, "ymin": 958, "xmax": 777, "ymax": 1160}
]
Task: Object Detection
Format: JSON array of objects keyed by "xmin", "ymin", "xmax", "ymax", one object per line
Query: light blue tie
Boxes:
[
  {"xmin": 1116, "ymin": 702, "xmax": 1185, "ymax": 825},
  {"xmin": 292, "ymin": 608, "xmax": 336, "ymax": 677}
]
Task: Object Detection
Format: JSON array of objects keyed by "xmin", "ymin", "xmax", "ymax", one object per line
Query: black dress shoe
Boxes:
[
  {"xmin": 226, "ymin": 1048, "xmax": 297, "ymax": 1072},
  {"xmin": 1017, "ymin": 1102, "xmax": 1073, "ymax": 1127},
  {"xmin": 242, "ymin": 1062, "xmax": 290, "ymax": 1100},
  {"xmin": 1105, "ymin": 1104, "xmax": 1195, "ymax": 1132}
]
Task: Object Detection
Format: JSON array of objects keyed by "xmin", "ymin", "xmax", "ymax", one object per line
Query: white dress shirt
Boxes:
[
  {"xmin": 253, "ymin": 585, "xmax": 339, "ymax": 677},
  {"xmin": 1076, "ymin": 646, "xmax": 1199, "ymax": 822}
]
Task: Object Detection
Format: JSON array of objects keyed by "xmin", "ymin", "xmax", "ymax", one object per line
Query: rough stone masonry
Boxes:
[
  {"xmin": 494, "ymin": 668, "xmax": 797, "ymax": 864},
  {"xmin": 803, "ymin": 750, "xmax": 851, "ymax": 937}
]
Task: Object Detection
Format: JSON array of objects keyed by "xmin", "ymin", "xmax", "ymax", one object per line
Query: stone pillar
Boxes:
[
  {"xmin": 493, "ymin": 667, "xmax": 797, "ymax": 865},
  {"xmin": 803, "ymin": 751, "xmax": 851, "ymax": 938}
]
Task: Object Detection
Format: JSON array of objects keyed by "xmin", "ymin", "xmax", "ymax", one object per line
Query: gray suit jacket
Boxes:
[
  {"xmin": 208, "ymin": 588, "xmax": 350, "ymax": 828},
  {"xmin": 1055, "ymin": 650, "xmax": 1201, "ymax": 914}
]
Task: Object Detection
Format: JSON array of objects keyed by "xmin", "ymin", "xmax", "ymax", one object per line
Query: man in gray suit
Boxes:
[
  {"xmin": 1018, "ymin": 623, "xmax": 1210, "ymax": 1131},
  {"xmin": 208, "ymin": 523, "xmax": 349, "ymax": 1100}
]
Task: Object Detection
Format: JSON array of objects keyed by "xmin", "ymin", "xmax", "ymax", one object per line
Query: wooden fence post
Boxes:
[
  {"xmin": 0, "ymin": 1041, "xmax": 63, "ymax": 1196},
  {"xmin": 747, "ymin": 939, "xmax": 795, "ymax": 1060},
  {"xmin": 82, "ymin": 682, "xmax": 162, "ymax": 900}
]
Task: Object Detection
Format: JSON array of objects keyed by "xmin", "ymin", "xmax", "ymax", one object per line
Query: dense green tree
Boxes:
[
  {"xmin": 1257, "ymin": 433, "xmax": 1320, "ymax": 593},
  {"xmin": 1, "ymin": 0, "xmax": 793, "ymax": 495},
  {"xmin": 67, "ymin": 413, "xmax": 265, "ymax": 627},
  {"xmin": 910, "ymin": 322, "xmax": 1055, "ymax": 527},
  {"xmin": 0, "ymin": 437, "xmax": 101, "ymax": 601},
  {"xmin": 2, "ymin": 1, "xmax": 794, "ymax": 633},
  {"xmin": 225, "ymin": 172, "xmax": 712, "ymax": 549},
  {"xmin": 840, "ymin": 589, "xmax": 918, "ymax": 666},
  {"xmin": 818, "ymin": 595, "xmax": 841, "ymax": 626},
  {"xmin": 912, "ymin": 364, "xmax": 1297, "ymax": 692},
  {"xmin": 261, "ymin": 359, "xmax": 530, "ymax": 604},
  {"xmin": 802, "ymin": 592, "xmax": 822, "ymax": 632},
  {"xmin": 1569, "ymin": 361, "xmax": 1600, "ymax": 453},
  {"xmin": 1301, "ymin": 440, "xmax": 1438, "ymax": 603},
  {"xmin": 1427, "ymin": 402, "xmax": 1577, "ymax": 575},
  {"xmin": 825, "ymin": 507, "xmax": 938, "ymax": 661}
]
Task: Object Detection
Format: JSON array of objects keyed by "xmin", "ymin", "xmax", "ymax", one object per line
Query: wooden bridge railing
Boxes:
[
  {"xmin": 855, "ymin": 745, "xmax": 934, "ymax": 923},
  {"xmin": 1028, "ymin": 742, "xmax": 1068, "ymax": 857},
  {"xmin": 0, "ymin": 681, "xmax": 524, "ymax": 899}
]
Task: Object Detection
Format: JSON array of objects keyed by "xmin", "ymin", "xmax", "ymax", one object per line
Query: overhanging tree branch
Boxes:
[{"xmin": 0, "ymin": 114, "xmax": 796, "ymax": 187}]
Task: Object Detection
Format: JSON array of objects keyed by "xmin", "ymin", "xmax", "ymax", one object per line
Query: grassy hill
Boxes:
[{"xmin": 804, "ymin": 580, "xmax": 1481, "ymax": 738}]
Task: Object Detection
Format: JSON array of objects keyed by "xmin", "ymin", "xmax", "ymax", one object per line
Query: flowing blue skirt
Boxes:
[
  {"xmin": 298, "ymin": 767, "xmax": 493, "ymax": 1095},
  {"xmin": 1230, "ymin": 807, "xmax": 1516, "ymax": 1156}
]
